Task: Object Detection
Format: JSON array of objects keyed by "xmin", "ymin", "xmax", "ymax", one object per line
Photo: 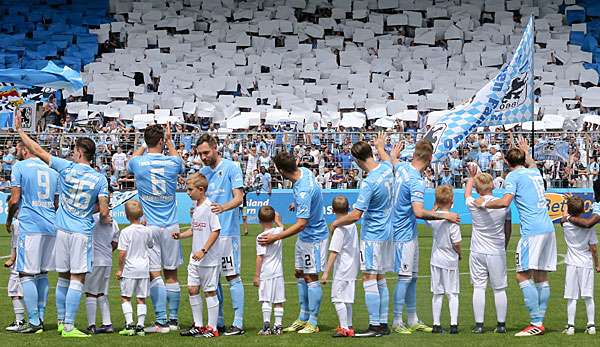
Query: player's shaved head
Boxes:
[
  {"xmin": 274, "ymin": 151, "xmax": 297, "ymax": 175},
  {"xmin": 566, "ymin": 196, "xmax": 584, "ymax": 217},
  {"xmin": 506, "ymin": 148, "xmax": 526, "ymax": 168},
  {"xmin": 350, "ymin": 141, "xmax": 373, "ymax": 162},
  {"xmin": 258, "ymin": 206, "xmax": 276, "ymax": 223},
  {"xmin": 144, "ymin": 124, "xmax": 164, "ymax": 148},
  {"xmin": 332, "ymin": 195, "xmax": 349, "ymax": 214},
  {"xmin": 75, "ymin": 137, "xmax": 96, "ymax": 162},
  {"xmin": 125, "ymin": 200, "xmax": 143, "ymax": 222},
  {"xmin": 434, "ymin": 185, "xmax": 454, "ymax": 207}
]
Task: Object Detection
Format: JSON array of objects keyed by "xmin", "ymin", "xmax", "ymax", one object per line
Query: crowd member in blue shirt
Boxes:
[
  {"xmin": 476, "ymin": 137, "xmax": 556, "ymax": 337},
  {"xmin": 478, "ymin": 144, "xmax": 493, "ymax": 173},
  {"xmin": 259, "ymin": 151, "xmax": 328, "ymax": 334},
  {"xmin": 331, "ymin": 133, "xmax": 394, "ymax": 337},
  {"xmin": 337, "ymin": 148, "xmax": 353, "ymax": 171},
  {"xmin": 15, "ymin": 110, "xmax": 110, "ymax": 338}
]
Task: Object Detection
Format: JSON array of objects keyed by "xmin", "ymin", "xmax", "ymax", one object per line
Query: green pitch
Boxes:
[{"xmin": 0, "ymin": 224, "xmax": 597, "ymax": 346}]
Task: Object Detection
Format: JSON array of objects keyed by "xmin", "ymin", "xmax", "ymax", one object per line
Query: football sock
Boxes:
[
  {"xmin": 55, "ymin": 277, "xmax": 69, "ymax": 322},
  {"xmin": 165, "ymin": 283, "xmax": 181, "ymax": 321},
  {"xmin": 296, "ymin": 278, "xmax": 309, "ymax": 321},
  {"xmin": 85, "ymin": 297, "xmax": 97, "ymax": 327},
  {"xmin": 307, "ymin": 281, "xmax": 322, "ymax": 326},
  {"xmin": 274, "ymin": 306, "xmax": 284, "ymax": 326},
  {"xmin": 12, "ymin": 298, "xmax": 25, "ymax": 322},
  {"xmin": 473, "ymin": 287, "xmax": 486, "ymax": 324},
  {"xmin": 216, "ymin": 283, "xmax": 224, "ymax": 327},
  {"xmin": 122, "ymin": 302, "xmax": 133, "ymax": 325},
  {"xmin": 377, "ymin": 279, "xmax": 389, "ymax": 325},
  {"xmin": 229, "ymin": 277, "xmax": 245, "ymax": 328},
  {"xmin": 98, "ymin": 295, "xmax": 112, "ymax": 326},
  {"xmin": 585, "ymin": 297, "xmax": 595, "ymax": 326},
  {"xmin": 519, "ymin": 280, "xmax": 541, "ymax": 325},
  {"xmin": 149, "ymin": 277, "xmax": 167, "ymax": 325},
  {"xmin": 35, "ymin": 274, "xmax": 49, "ymax": 322},
  {"xmin": 64, "ymin": 280, "xmax": 84, "ymax": 331},
  {"xmin": 448, "ymin": 293, "xmax": 459, "ymax": 326},
  {"xmin": 346, "ymin": 303, "xmax": 353, "ymax": 327},
  {"xmin": 393, "ymin": 277, "xmax": 410, "ymax": 326},
  {"xmin": 334, "ymin": 302, "xmax": 348, "ymax": 329},
  {"xmin": 21, "ymin": 276, "xmax": 40, "ymax": 325},
  {"xmin": 262, "ymin": 302, "xmax": 272, "ymax": 324},
  {"xmin": 567, "ymin": 299, "xmax": 576, "ymax": 326},
  {"xmin": 364, "ymin": 280, "xmax": 380, "ymax": 326},
  {"xmin": 189, "ymin": 294, "xmax": 203, "ymax": 327},
  {"xmin": 494, "ymin": 289, "xmax": 507, "ymax": 324},
  {"xmin": 137, "ymin": 304, "xmax": 147, "ymax": 327},
  {"xmin": 406, "ymin": 277, "xmax": 419, "ymax": 326},
  {"xmin": 206, "ymin": 295, "xmax": 219, "ymax": 329},
  {"xmin": 432, "ymin": 294, "xmax": 443, "ymax": 326},
  {"xmin": 536, "ymin": 281, "xmax": 550, "ymax": 322}
]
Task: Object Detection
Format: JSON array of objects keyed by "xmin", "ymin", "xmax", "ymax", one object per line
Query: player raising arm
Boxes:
[
  {"xmin": 15, "ymin": 110, "xmax": 110, "ymax": 338},
  {"xmin": 475, "ymin": 136, "xmax": 556, "ymax": 337}
]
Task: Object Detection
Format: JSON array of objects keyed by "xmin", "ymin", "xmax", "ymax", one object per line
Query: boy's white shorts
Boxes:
[
  {"xmin": 564, "ymin": 265, "xmax": 595, "ymax": 299},
  {"xmin": 120, "ymin": 278, "xmax": 149, "ymax": 298},
  {"xmin": 430, "ymin": 265, "xmax": 460, "ymax": 295},
  {"xmin": 469, "ymin": 252, "xmax": 508, "ymax": 290},
  {"xmin": 259, "ymin": 276, "xmax": 285, "ymax": 304},
  {"xmin": 84, "ymin": 266, "xmax": 111, "ymax": 295},
  {"xmin": 187, "ymin": 264, "xmax": 219, "ymax": 292},
  {"xmin": 331, "ymin": 279, "xmax": 356, "ymax": 304}
]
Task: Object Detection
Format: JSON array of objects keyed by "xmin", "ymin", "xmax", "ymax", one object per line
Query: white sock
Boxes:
[
  {"xmin": 334, "ymin": 302, "xmax": 348, "ymax": 329},
  {"xmin": 407, "ymin": 310, "xmax": 418, "ymax": 327},
  {"xmin": 274, "ymin": 306, "xmax": 284, "ymax": 326},
  {"xmin": 346, "ymin": 303, "xmax": 353, "ymax": 327},
  {"xmin": 86, "ymin": 297, "xmax": 97, "ymax": 327},
  {"xmin": 13, "ymin": 298, "xmax": 25, "ymax": 322},
  {"xmin": 585, "ymin": 297, "xmax": 595, "ymax": 326},
  {"xmin": 189, "ymin": 295, "xmax": 203, "ymax": 327},
  {"xmin": 567, "ymin": 299, "xmax": 577, "ymax": 326},
  {"xmin": 432, "ymin": 294, "xmax": 443, "ymax": 326},
  {"xmin": 122, "ymin": 302, "xmax": 133, "ymax": 325},
  {"xmin": 473, "ymin": 287, "xmax": 485, "ymax": 324},
  {"xmin": 493, "ymin": 289, "xmax": 507, "ymax": 324},
  {"xmin": 98, "ymin": 295, "xmax": 112, "ymax": 326},
  {"xmin": 448, "ymin": 293, "xmax": 459, "ymax": 325},
  {"xmin": 206, "ymin": 295, "xmax": 219, "ymax": 329},
  {"xmin": 262, "ymin": 302, "xmax": 272, "ymax": 324},
  {"xmin": 137, "ymin": 304, "xmax": 147, "ymax": 327}
]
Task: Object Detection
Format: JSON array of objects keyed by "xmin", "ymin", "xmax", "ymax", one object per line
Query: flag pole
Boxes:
[{"xmin": 530, "ymin": 16, "xmax": 535, "ymax": 159}]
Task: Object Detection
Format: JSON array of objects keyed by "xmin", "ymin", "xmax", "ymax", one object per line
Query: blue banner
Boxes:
[{"xmin": 0, "ymin": 188, "xmax": 594, "ymax": 226}]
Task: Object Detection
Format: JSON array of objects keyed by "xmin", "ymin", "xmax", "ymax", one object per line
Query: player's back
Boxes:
[
  {"xmin": 332, "ymin": 223, "xmax": 359, "ymax": 280},
  {"xmin": 466, "ymin": 195, "xmax": 507, "ymax": 255},
  {"xmin": 256, "ymin": 227, "xmax": 283, "ymax": 279},
  {"xmin": 92, "ymin": 213, "xmax": 119, "ymax": 267},
  {"xmin": 200, "ymin": 158, "xmax": 243, "ymax": 237},
  {"xmin": 392, "ymin": 162, "xmax": 424, "ymax": 242},
  {"xmin": 294, "ymin": 167, "xmax": 328, "ymax": 242},
  {"xmin": 11, "ymin": 158, "xmax": 58, "ymax": 235},
  {"xmin": 118, "ymin": 224, "xmax": 153, "ymax": 278},
  {"xmin": 505, "ymin": 168, "xmax": 554, "ymax": 236},
  {"xmin": 563, "ymin": 222, "xmax": 597, "ymax": 267},
  {"xmin": 51, "ymin": 157, "xmax": 107, "ymax": 234},
  {"xmin": 428, "ymin": 214, "xmax": 461, "ymax": 269},
  {"xmin": 354, "ymin": 161, "xmax": 393, "ymax": 241},
  {"xmin": 128, "ymin": 153, "xmax": 183, "ymax": 227}
]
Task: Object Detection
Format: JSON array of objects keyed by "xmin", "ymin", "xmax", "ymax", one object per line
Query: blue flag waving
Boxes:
[
  {"xmin": 0, "ymin": 61, "xmax": 83, "ymax": 92},
  {"xmin": 419, "ymin": 17, "xmax": 534, "ymax": 162}
]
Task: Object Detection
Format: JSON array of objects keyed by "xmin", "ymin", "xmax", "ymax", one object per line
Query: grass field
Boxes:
[{"xmin": 0, "ymin": 224, "xmax": 597, "ymax": 346}]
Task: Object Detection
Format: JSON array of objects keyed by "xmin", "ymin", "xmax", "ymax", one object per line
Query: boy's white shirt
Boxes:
[
  {"xmin": 465, "ymin": 195, "xmax": 508, "ymax": 255},
  {"xmin": 191, "ymin": 198, "xmax": 222, "ymax": 267},
  {"xmin": 427, "ymin": 211, "xmax": 462, "ymax": 269},
  {"xmin": 564, "ymin": 221, "xmax": 598, "ymax": 268},
  {"xmin": 256, "ymin": 227, "xmax": 283, "ymax": 279},
  {"xmin": 117, "ymin": 224, "xmax": 153, "ymax": 278},
  {"xmin": 92, "ymin": 212, "xmax": 120, "ymax": 267},
  {"xmin": 329, "ymin": 223, "xmax": 359, "ymax": 281}
]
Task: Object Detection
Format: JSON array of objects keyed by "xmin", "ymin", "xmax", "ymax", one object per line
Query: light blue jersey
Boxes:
[
  {"xmin": 294, "ymin": 167, "xmax": 328, "ymax": 242},
  {"xmin": 51, "ymin": 157, "xmax": 108, "ymax": 235},
  {"xmin": 128, "ymin": 153, "xmax": 184, "ymax": 227},
  {"xmin": 505, "ymin": 168, "xmax": 554, "ymax": 237},
  {"xmin": 353, "ymin": 161, "xmax": 393, "ymax": 241},
  {"xmin": 201, "ymin": 159, "xmax": 244, "ymax": 237},
  {"xmin": 392, "ymin": 162, "xmax": 425, "ymax": 242},
  {"xmin": 10, "ymin": 158, "xmax": 59, "ymax": 235},
  {"xmin": 593, "ymin": 201, "xmax": 600, "ymax": 215}
]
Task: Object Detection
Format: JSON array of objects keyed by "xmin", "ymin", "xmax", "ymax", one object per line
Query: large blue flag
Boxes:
[
  {"xmin": 418, "ymin": 16, "xmax": 534, "ymax": 162},
  {"xmin": 0, "ymin": 61, "xmax": 83, "ymax": 92}
]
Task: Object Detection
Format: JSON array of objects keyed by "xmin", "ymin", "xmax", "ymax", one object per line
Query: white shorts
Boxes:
[
  {"xmin": 295, "ymin": 238, "xmax": 328, "ymax": 274},
  {"xmin": 564, "ymin": 265, "xmax": 595, "ymax": 299},
  {"xmin": 259, "ymin": 276, "xmax": 286, "ymax": 304},
  {"xmin": 331, "ymin": 279, "xmax": 356, "ymax": 303},
  {"xmin": 515, "ymin": 233, "xmax": 557, "ymax": 272},
  {"xmin": 84, "ymin": 266, "xmax": 111, "ymax": 295},
  {"xmin": 7, "ymin": 272, "xmax": 22, "ymax": 297},
  {"xmin": 55, "ymin": 230, "xmax": 92, "ymax": 274},
  {"xmin": 120, "ymin": 278, "xmax": 149, "ymax": 298},
  {"xmin": 430, "ymin": 265, "xmax": 459, "ymax": 295},
  {"xmin": 360, "ymin": 239, "xmax": 392, "ymax": 274},
  {"xmin": 393, "ymin": 239, "xmax": 419, "ymax": 276},
  {"xmin": 219, "ymin": 236, "xmax": 241, "ymax": 277},
  {"xmin": 469, "ymin": 252, "xmax": 508, "ymax": 290},
  {"xmin": 16, "ymin": 233, "xmax": 55, "ymax": 274},
  {"xmin": 187, "ymin": 264, "xmax": 219, "ymax": 292},
  {"xmin": 148, "ymin": 224, "xmax": 183, "ymax": 272}
]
